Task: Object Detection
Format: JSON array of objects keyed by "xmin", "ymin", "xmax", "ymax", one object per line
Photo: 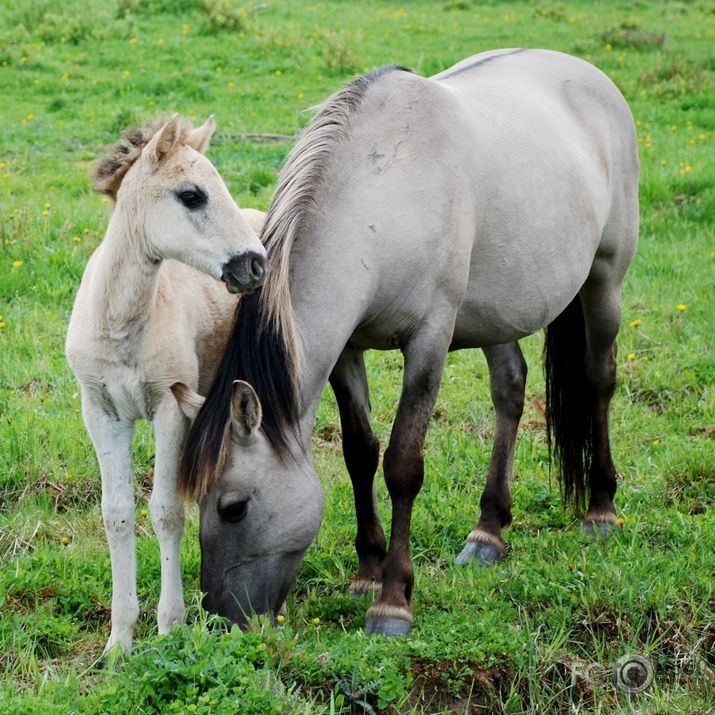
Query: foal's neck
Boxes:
[{"xmin": 91, "ymin": 206, "xmax": 160, "ymax": 345}]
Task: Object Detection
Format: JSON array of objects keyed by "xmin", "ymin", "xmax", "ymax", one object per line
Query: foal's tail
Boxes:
[{"xmin": 544, "ymin": 294, "xmax": 591, "ymax": 511}]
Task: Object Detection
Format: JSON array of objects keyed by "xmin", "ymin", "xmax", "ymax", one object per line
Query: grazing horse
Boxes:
[
  {"xmin": 66, "ymin": 114, "xmax": 266, "ymax": 654},
  {"xmin": 176, "ymin": 49, "xmax": 639, "ymax": 636}
]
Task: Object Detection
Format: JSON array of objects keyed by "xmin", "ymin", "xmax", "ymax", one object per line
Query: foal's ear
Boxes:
[
  {"xmin": 186, "ymin": 115, "xmax": 216, "ymax": 154},
  {"xmin": 230, "ymin": 380, "xmax": 263, "ymax": 439},
  {"xmin": 170, "ymin": 382, "xmax": 205, "ymax": 420},
  {"xmin": 145, "ymin": 114, "xmax": 181, "ymax": 167}
]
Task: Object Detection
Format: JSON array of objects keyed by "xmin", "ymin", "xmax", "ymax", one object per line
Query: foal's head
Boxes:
[{"xmin": 93, "ymin": 114, "xmax": 266, "ymax": 293}]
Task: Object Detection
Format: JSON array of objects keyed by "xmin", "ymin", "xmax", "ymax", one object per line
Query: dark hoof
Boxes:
[
  {"xmin": 364, "ymin": 616, "xmax": 411, "ymax": 637},
  {"xmin": 455, "ymin": 540, "xmax": 504, "ymax": 567},
  {"xmin": 350, "ymin": 580, "xmax": 381, "ymax": 598},
  {"xmin": 583, "ymin": 520, "xmax": 619, "ymax": 538}
]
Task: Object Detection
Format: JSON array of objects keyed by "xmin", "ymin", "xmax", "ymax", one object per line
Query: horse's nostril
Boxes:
[{"xmin": 249, "ymin": 256, "xmax": 265, "ymax": 281}]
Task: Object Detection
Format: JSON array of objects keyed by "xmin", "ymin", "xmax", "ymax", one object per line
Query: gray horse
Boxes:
[{"xmin": 175, "ymin": 49, "xmax": 639, "ymax": 637}]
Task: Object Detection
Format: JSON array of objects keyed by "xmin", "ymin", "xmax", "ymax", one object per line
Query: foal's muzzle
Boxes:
[{"xmin": 221, "ymin": 252, "xmax": 266, "ymax": 294}]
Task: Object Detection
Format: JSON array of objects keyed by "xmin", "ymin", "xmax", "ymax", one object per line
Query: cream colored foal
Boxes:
[{"xmin": 66, "ymin": 115, "xmax": 265, "ymax": 655}]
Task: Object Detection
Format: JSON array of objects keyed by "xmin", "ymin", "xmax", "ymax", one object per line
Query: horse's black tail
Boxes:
[{"xmin": 544, "ymin": 294, "xmax": 591, "ymax": 512}]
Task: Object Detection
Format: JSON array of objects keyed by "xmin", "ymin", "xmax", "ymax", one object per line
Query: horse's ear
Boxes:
[
  {"xmin": 145, "ymin": 114, "xmax": 181, "ymax": 167},
  {"xmin": 186, "ymin": 115, "xmax": 216, "ymax": 154},
  {"xmin": 230, "ymin": 380, "xmax": 262, "ymax": 438},
  {"xmin": 170, "ymin": 382, "xmax": 205, "ymax": 420}
]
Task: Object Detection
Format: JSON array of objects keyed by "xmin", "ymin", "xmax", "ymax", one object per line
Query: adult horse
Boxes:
[{"xmin": 177, "ymin": 49, "xmax": 639, "ymax": 636}]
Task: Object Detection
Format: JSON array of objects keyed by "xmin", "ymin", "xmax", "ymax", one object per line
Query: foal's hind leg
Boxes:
[
  {"xmin": 150, "ymin": 400, "xmax": 187, "ymax": 633},
  {"xmin": 579, "ymin": 273, "xmax": 622, "ymax": 535},
  {"xmin": 456, "ymin": 342, "xmax": 526, "ymax": 567},
  {"xmin": 82, "ymin": 396, "xmax": 138, "ymax": 656},
  {"xmin": 329, "ymin": 348, "xmax": 386, "ymax": 596}
]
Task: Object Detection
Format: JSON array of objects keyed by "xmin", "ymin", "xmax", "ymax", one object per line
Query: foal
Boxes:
[{"xmin": 66, "ymin": 115, "xmax": 266, "ymax": 655}]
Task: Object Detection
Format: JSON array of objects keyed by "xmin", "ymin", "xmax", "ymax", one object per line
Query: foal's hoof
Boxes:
[
  {"xmin": 583, "ymin": 520, "xmax": 620, "ymax": 538},
  {"xmin": 364, "ymin": 616, "xmax": 411, "ymax": 637},
  {"xmin": 455, "ymin": 540, "xmax": 504, "ymax": 567}
]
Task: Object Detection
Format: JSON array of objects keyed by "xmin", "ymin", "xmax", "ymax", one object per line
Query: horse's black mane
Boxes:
[{"xmin": 179, "ymin": 64, "xmax": 412, "ymax": 499}]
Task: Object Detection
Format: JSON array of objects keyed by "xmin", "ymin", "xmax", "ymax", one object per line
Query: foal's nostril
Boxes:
[{"xmin": 249, "ymin": 256, "xmax": 265, "ymax": 282}]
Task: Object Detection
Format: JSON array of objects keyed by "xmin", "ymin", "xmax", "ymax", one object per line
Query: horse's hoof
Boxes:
[
  {"xmin": 583, "ymin": 520, "xmax": 619, "ymax": 538},
  {"xmin": 350, "ymin": 579, "xmax": 381, "ymax": 598},
  {"xmin": 455, "ymin": 540, "xmax": 504, "ymax": 567},
  {"xmin": 364, "ymin": 616, "xmax": 411, "ymax": 637}
]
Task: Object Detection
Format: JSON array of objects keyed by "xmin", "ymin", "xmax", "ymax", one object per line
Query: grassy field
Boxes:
[{"xmin": 1, "ymin": 0, "xmax": 713, "ymax": 712}]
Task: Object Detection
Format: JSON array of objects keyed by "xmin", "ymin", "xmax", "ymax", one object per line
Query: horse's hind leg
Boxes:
[
  {"xmin": 150, "ymin": 400, "xmax": 187, "ymax": 633},
  {"xmin": 579, "ymin": 272, "xmax": 622, "ymax": 534},
  {"xmin": 456, "ymin": 342, "xmax": 526, "ymax": 566},
  {"xmin": 329, "ymin": 348, "xmax": 386, "ymax": 596}
]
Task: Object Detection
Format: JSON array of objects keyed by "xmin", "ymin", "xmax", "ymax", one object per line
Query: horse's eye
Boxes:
[
  {"xmin": 218, "ymin": 498, "xmax": 249, "ymax": 523},
  {"xmin": 176, "ymin": 188, "xmax": 207, "ymax": 210}
]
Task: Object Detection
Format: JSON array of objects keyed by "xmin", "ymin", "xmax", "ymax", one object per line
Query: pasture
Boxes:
[{"xmin": 0, "ymin": 0, "xmax": 713, "ymax": 712}]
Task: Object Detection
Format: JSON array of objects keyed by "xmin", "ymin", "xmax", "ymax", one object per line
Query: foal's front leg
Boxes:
[
  {"xmin": 329, "ymin": 348, "xmax": 386, "ymax": 596},
  {"xmin": 82, "ymin": 396, "xmax": 138, "ymax": 655},
  {"xmin": 150, "ymin": 399, "xmax": 188, "ymax": 633},
  {"xmin": 456, "ymin": 342, "xmax": 526, "ymax": 566},
  {"xmin": 365, "ymin": 324, "xmax": 454, "ymax": 637}
]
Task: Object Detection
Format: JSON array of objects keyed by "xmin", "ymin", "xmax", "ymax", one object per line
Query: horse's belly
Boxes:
[{"xmin": 451, "ymin": 248, "xmax": 593, "ymax": 348}]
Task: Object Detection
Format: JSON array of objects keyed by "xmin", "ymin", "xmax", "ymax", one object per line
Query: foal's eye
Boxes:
[
  {"xmin": 176, "ymin": 188, "xmax": 207, "ymax": 210},
  {"xmin": 217, "ymin": 499, "xmax": 249, "ymax": 523}
]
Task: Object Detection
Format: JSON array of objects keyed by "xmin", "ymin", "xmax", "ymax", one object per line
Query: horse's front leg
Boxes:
[
  {"xmin": 329, "ymin": 348, "xmax": 386, "ymax": 596},
  {"xmin": 365, "ymin": 324, "xmax": 454, "ymax": 637},
  {"xmin": 457, "ymin": 342, "xmax": 526, "ymax": 566},
  {"xmin": 150, "ymin": 399, "xmax": 188, "ymax": 633},
  {"xmin": 82, "ymin": 395, "xmax": 138, "ymax": 655}
]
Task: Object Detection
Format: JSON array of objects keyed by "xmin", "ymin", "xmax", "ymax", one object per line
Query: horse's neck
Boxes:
[
  {"xmin": 90, "ymin": 209, "xmax": 160, "ymax": 346},
  {"xmin": 290, "ymin": 224, "xmax": 366, "ymax": 439}
]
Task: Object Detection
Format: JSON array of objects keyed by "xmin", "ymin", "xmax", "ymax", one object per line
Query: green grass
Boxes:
[{"xmin": 1, "ymin": 0, "xmax": 713, "ymax": 712}]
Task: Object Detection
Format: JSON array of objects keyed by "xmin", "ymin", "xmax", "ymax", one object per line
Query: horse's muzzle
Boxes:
[{"xmin": 221, "ymin": 252, "xmax": 266, "ymax": 294}]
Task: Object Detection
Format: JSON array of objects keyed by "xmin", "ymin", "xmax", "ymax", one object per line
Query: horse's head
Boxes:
[
  {"xmin": 172, "ymin": 379, "xmax": 324, "ymax": 626},
  {"xmin": 93, "ymin": 114, "xmax": 266, "ymax": 294}
]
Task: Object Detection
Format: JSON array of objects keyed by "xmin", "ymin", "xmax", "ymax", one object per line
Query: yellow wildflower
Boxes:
[
  {"xmin": 12, "ymin": 260, "xmax": 23, "ymax": 267},
  {"xmin": 43, "ymin": 202, "xmax": 50, "ymax": 209},
  {"xmin": 140, "ymin": 508, "xmax": 148, "ymax": 518},
  {"xmin": 629, "ymin": 319, "xmax": 641, "ymax": 328},
  {"xmin": 671, "ymin": 125, "xmax": 677, "ymax": 132},
  {"xmin": 42, "ymin": 210, "xmax": 49, "ymax": 217},
  {"xmin": 312, "ymin": 617, "xmax": 320, "ymax": 625},
  {"xmin": 227, "ymin": 81, "xmax": 235, "ymax": 88},
  {"xmin": 652, "ymin": 439, "xmax": 660, "ymax": 445},
  {"xmin": 73, "ymin": 236, "xmax": 81, "ymax": 243},
  {"xmin": 617, "ymin": 517, "xmax": 625, "ymax": 525},
  {"xmin": 61, "ymin": 535, "xmax": 69, "ymax": 545},
  {"xmin": 276, "ymin": 614, "xmax": 285, "ymax": 623},
  {"xmin": 677, "ymin": 304, "xmax": 687, "ymax": 311},
  {"xmin": 627, "ymin": 353, "xmax": 636, "ymax": 361},
  {"xmin": 129, "ymin": 37, "xmax": 138, "ymax": 45}
]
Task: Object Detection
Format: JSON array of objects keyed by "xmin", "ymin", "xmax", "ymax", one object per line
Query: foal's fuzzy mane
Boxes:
[
  {"xmin": 179, "ymin": 65, "xmax": 411, "ymax": 501},
  {"xmin": 92, "ymin": 117, "xmax": 194, "ymax": 200}
]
